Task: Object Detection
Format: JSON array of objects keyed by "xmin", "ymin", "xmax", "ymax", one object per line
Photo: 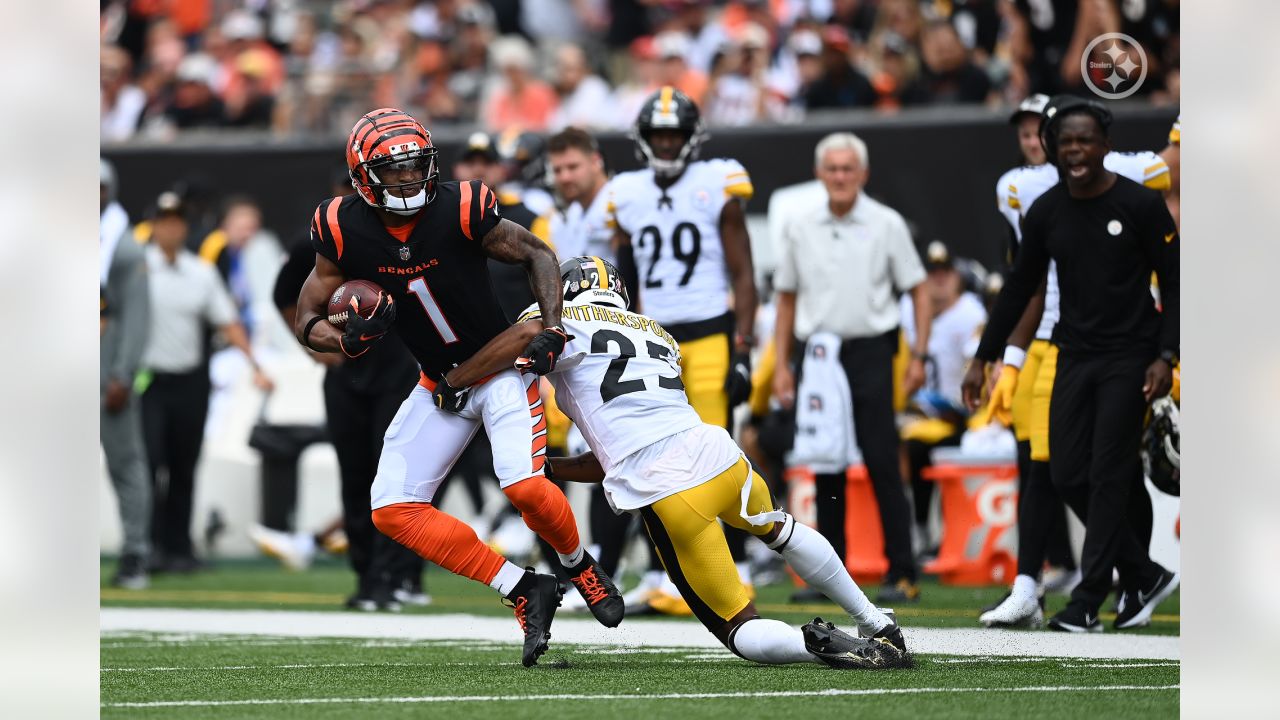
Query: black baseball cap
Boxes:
[
  {"xmin": 458, "ymin": 132, "xmax": 500, "ymax": 163},
  {"xmin": 152, "ymin": 190, "xmax": 186, "ymax": 218},
  {"xmin": 925, "ymin": 240, "xmax": 954, "ymax": 271}
]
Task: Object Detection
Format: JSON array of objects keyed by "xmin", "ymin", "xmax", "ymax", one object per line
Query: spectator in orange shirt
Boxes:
[
  {"xmin": 654, "ymin": 31, "xmax": 708, "ymax": 106},
  {"xmin": 481, "ymin": 36, "xmax": 559, "ymax": 132}
]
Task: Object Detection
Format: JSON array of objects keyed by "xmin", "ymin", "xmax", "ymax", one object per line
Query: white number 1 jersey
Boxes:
[
  {"xmin": 519, "ymin": 299, "xmax": 703, "ymax": 473},
  {"xmin": 607, "ymin": 158, "xmax": 754, "ymax": 325}
]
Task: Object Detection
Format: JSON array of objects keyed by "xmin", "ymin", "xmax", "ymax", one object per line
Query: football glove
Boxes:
[
  {"xmin": 989, "ymin": 364, "xmax": 1019, "ymax": 426},
  {"xmin": 340, "ymin": 292, "xmax": 396, "ymax": 359},
  {"xmin": 725, "ymin": 350, "xmax": 752, "ymax": 408},
  {"xmin": 515, "ymin": 326, "xmax": 573, "ymax": 375},
  {"xmin": 432, "ymin": 374, "xmax": 471, "ymax": 413}
]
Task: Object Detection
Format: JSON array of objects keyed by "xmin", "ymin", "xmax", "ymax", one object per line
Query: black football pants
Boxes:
[
  {"xmin": 142, "ymin": 370, "xmax": 210, "ymax": 561},
  {"xmin": 1049, "ymin": 351, "xmax": 1164, "ymax": 613},
  {"xmin": 324, "ymin": 371, "xmax": 423, "ymax": 595}
]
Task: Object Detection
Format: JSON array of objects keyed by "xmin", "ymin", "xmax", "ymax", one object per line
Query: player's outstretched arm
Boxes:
[
  {"xmin": 444, "ymin": 320, "xmax": 542, "ymax": 388},
  {"xmin": 294, "ymin": 254, "xmax": 347, "ymax": 353},
  {"xmin": 545, "ymin": 452, "xmax": 605, "ymax": 484},
  {"xmin": 481, "ymin": 219, "xmax": 563, "ymax": 329}
]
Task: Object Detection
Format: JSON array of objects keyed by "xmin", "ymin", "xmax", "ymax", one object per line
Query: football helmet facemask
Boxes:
[
  {"xmin": 632, "ymin": 86, "xmax": 706, "ymax": 180},
  {"xmin": 347, "ymin": 108, "xmax": 440, "ymax": 216},
  {"xmin": 1142, "ymin": 396, "xmax": 1180, "ymax": 496},
  {"xmin": 560, "ymin": 255, "xmax": 630, "ymax": 310}
]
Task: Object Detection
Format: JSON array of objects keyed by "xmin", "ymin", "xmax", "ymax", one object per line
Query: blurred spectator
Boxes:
[
  {"xmin": 198, "ymin": 196, "xmax": 285, "ymax": 343},
  {"xmin": 900, "ymin": 20, "xmax": 993, "ymax": 106},
  {"xmin": 481, "ymin": 35, "xmax": 559, "ymax": 132},
  {"xmin": 141, "ymin": 191, "xmax": 272, "ymax": 574},
  {"xmin": 611, "ymin": 36, "xmax": 663, "ymax": 128},
  {"xmin": 776, "ymin": 29, "xmax": 824, "ymax": 109},
  {"xmin": 803, "ymin": 26, "xmax": 875, "ymax": 109},
  {"xmin": 828, "ymin": 0, "xmax": 879, "ymax": 42},
  {"xmin": 549, "ymin": 44, "xmax": 615, "ymax": 131},
  {"xmin": 223, "ymin": 49, "xmax": 277, "ymax": 128},
  {"xmin": 102, "ymin": 44, "xmax": 147, "ymax": 142},
  {"xmin": 866, "ymin": 31, "xmax": 918, "ymax": 110},
  {"xmin": 871, "ymin": 0, "xmax": 924, "ymax": 46},
  {"xmin": 705, "ymin": 24, "xmax": 774, "ymax": 126},
  {"xmin": 101, "ymin": 158, "xmax": 153, "ymax": 589},
  {"xmin": 946, "ymin": 0, "xmax": 1001, "ymax": 62},
  {"xmin": 497, "ymin": 130, "xmax": 556, "ymax": 217},
  {"xmin": 441, "ymin": 2, "xmax": 498, "ymax": 124},
  {"xmin": 217, "ymin": 9, "xmax": 285, "ymax": 99},
  {"xmin": 162, "ymin": 53, "xmax": 226, "ymax": 130},
  {"xmin": 654, "ymin": 31, "xmax": 709, "ymax": 106},
  {"xmin": 661, "ymin": 0, "xmax": 730, "ymax": 73}
]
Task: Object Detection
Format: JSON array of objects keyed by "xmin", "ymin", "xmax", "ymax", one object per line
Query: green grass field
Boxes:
[{"xmin": 100, "ymin": 558, "xmax": 1180, "ymax": 718}]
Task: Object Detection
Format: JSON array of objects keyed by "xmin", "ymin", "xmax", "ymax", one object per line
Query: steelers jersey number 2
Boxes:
[
  {"xmin": 592, "ymin": 328, "xmax": 684, "ymax": 402},
  {"xmin": 635, "ymin": 222, "xmax": 701, "ymax": 289}
]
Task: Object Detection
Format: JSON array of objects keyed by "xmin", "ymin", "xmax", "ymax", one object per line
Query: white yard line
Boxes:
[
  {"xmin": 100, "ymin": 607, "xmax": 1181, "ymax": 661},
  {"xmin": 102, "ymin": 685, "xmax": 1180, "ymax": 709}
]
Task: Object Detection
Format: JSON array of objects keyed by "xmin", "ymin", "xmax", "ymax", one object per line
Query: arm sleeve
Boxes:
[
  {"xmin": 773, "ymin": 215, "xmax": 799, "ymax": 292},
  {"xmin": 888, "ymin": 213, "xmax": 926, "ymax": 292},
  {"xmin": 974, "ymin": 201, "xmax": 1052, "ymax": 361},
  {"xmin": 110, "ymin": 244, "xmax": 151, "ymax": 383},
  {"xmin": 721, "ymin": 159, "xmax": 754, "ymax": 202},
  {"xmin": 1144, "ymin": 195, "xmax": 1180, "ymax": 355},
  {"xmin": 461, "ymin": 180, "xmax": 503, "ymax": 242}
]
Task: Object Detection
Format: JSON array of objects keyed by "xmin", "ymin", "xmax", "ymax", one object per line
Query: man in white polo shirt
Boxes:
[
  {"xmin": 142, "ymin": 191, "xmax": 272, "ymax": 573},
  {"xmin": 773, "ymin": 132, "xmax": 933, "ymax": 603}
]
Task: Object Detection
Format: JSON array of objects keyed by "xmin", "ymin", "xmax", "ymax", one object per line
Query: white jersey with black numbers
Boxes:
[
  {"xmin": 549, "ymin": 184, "xmax": 616, "ymax": 263},
  {"xmin": 607, "ymin": 158, "xmax": 754, "ymax": 325},
  {"xmin": 995, "ymin": 151, "xmax": 1170, "ymax": 339},
  {"xmin": 519, "ymin": 298, "xmax": 703, "ymax": 477}
]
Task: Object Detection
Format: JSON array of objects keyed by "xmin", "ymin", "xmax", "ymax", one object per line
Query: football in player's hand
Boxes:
[{"xmin": 327, "ymin": 279, "xmax": 386, "ymax": 328}]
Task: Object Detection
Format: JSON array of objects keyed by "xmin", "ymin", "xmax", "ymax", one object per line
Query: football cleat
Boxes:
[
  {"xmin": 979, "ymin": 591, "xmax": 1045, "ymax": 629},
  {"xmin": 566, "ymin": 551, "xmax": 624, "ymax": 628},
  {"xmin": 248, "ymin": 523, "xmax": 316, "ymax": 571},
  {"xmin": 1047, "ymin": 602, "xmax": 1103, "ymax": 633},
  {"xmin": 875, "ymin": 578, "xmax": 921, "ymax": 604},
  {"xmin": 503, "ymin": 569, "xmax": 564, "ymax": 667},
  {"xmin": 872, "ymin": 622, "xmax": 907, "ymax": 654},
  {"xmin": 802, "ymin": 617, "xmax": 905, "ymax": 669},
  {"xmin": 1114, "ymin": 570, "xmax": 1180, "ymax": 630},
  {"xmin": 393, "ymin": 578, "xmax": 432, "ymax": 607}
]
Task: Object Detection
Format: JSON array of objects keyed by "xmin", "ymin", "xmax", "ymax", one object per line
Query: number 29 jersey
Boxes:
[
  {"xmin": 519, "ymin": 298, "xmax": 702, "ymax": 471},
  {"xmin": 607, "ymin": 158, "xmax": 754, "ymax": 325},
  {"xmin": 310, "ymin": 181, "xmax": 508, "ymax": 379}
]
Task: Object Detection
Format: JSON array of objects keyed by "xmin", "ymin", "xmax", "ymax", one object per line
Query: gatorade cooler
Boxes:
[
  {"xmin": 921, "ymin": 452, "xmax": 1018, "ymax": 586},
  {"xmin": 785, "ymin": 465, "xmax": 888, "ymax": 585}
]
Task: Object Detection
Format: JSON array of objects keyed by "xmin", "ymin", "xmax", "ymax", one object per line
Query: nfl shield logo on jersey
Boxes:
[{"xmin": 399, "ymin": 246, "xmax": 411, "ymax": 261}]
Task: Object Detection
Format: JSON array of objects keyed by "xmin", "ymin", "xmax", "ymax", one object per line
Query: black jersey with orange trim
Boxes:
[{"xmin": 310, "ymin": 180, "xmax": 508, "ymax": 378}]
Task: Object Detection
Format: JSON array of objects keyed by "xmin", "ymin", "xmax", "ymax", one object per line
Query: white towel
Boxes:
[{"xmin": 786, "ymin": 332, "xmax": 861, "ymax": 473}]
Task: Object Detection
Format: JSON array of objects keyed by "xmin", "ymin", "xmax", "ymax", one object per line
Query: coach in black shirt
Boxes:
[{"xmin": 966, "ymin": 96, "xmax": 1179, "ymax": 633}]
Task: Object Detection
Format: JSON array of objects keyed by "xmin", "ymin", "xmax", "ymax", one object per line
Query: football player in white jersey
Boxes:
[
  {"xmin": 973, "ymin": 94, "xmax": 1171, "ymax": 628},
  {"xmin": 436, "ymin": 256, "xmax": 909, "ymax": 669},
  {"xmin": 608, "ymin": 86, "xmax": 758, "ymax": 428},
  {"xmin": 547, "ymin": 128, "xmax": 615, "ymax": 262},
  {"xmin": 608, "ymin": 86, "xmax": 761, "ymax": 612}
]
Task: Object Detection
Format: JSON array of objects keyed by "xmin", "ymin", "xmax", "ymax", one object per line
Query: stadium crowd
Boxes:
[
  {"xmin": 101, "ymin": 0, "xmax": 1180, "ymax": 644},
  {"xmin": 101, "ymin": 0, "xmax": 1180, "ymax": 140}
]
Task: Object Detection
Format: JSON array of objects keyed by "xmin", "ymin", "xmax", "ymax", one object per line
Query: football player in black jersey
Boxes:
[{"xmin": 293, "ymin": 108, "xmax": 622, "ymax": 666}]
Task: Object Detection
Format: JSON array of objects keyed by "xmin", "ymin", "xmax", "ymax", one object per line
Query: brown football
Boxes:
[{"xmin": 327, "ymin": 279, "xmax": 386, "ymax": 328}]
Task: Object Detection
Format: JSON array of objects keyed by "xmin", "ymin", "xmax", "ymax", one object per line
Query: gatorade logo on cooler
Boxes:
[{"xmin": 976, "ymin": 481, "xmax": 1017, "ymax": 527}]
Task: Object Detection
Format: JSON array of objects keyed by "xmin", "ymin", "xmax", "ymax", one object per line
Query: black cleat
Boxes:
[
  {"xmin": 504, "ymin": 569, "xmax": 564, "ymax": 667},
  {"xmin": 1114, "ymin": 570, "xmax": 1179, "ymax": 630},
  {"xmin": 802, "ymin": 617, "xmax": 904, "ymax": 669},
  {"xmin": 872, "ymin": 622, "xmax": 907, "ymax": 654},
  {"xmin": 567, "ymin": 551, "xmax": 624, "ymax": 628},
  {"xmin": 1047, "ymin": 601, "xmax": 1103, "ymax": 633}
]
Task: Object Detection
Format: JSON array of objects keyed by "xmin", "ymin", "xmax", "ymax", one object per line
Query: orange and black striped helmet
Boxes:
[{"xmin": 346, "ymin": 108, "xmax": 439, "ymax": 213}]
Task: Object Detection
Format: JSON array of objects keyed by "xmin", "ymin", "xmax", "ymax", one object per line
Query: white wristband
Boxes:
[{"xmin": 1002, "ymin": 346, "xmax": 1027, "ymax": 370}]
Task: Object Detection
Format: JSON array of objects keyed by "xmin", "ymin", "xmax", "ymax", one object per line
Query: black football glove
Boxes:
[
  {"xmin": 725, "ymin": 350, "xmax": 753, "ymax": 408},
  {"xmin": 515, "ymin": 326, "xmax": 574, "ymax": 375},
  {"xmin": 340, "ymin": 292, "xmax": 397, "ymax": 359},
  {"xmin": 432, "ymin": 374, "xmax": 471, "ymax": 413}
]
